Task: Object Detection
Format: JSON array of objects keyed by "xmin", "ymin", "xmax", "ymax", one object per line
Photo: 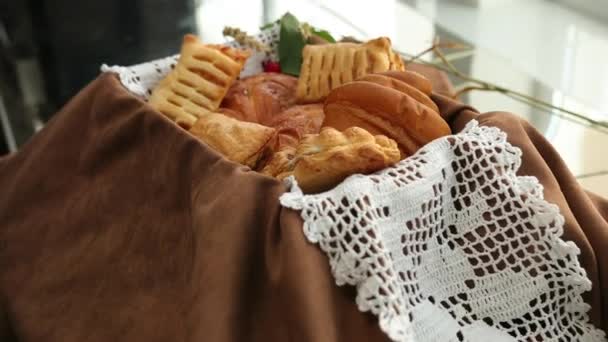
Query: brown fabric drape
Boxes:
[{"xmin": 0, "ymin": 65, "xmax": 605, "ymax": 341}]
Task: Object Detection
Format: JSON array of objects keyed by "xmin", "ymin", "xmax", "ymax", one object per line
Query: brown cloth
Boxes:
[{"xmin": 0, "ymin": 65, "xmax": 606, "ymax": 341}]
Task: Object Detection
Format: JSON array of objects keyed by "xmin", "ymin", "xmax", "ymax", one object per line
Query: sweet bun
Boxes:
[
  {"xmin": 221, "ymin": 72, "xmax": 298, "ymax": 124},
  {"xmin": 357, "ymin": 74, "xmax": 439, "ymax": 113},
  {"xmin": 378, "ymin": 70, "xmax": 433, "ymax": 96},
  {"xmin": 323, "ymin": 80, "xmax": 451, "ymax": 157}
]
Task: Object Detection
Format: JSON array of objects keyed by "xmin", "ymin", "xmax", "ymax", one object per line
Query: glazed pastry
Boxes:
[
  {"xmin": 357, "ymin": 74, "xmax": 439, "ymax": 113},
  {"xmin": 296, "ymin": 37, "xmax": 404, "ymax": 103},
  {"xmin": 221, "ymin": 72, "xmax": 298, "ymax": 124},
  {"xmin": 149, "ymin": 34, "xmax": 250, "ymax": 128},
  {"xmin": 323, "ymin": 77, "xmax": 451, "ymax": 157},
  {"xmin": 378, "ymin": 70, "xmax": 433, "ymax": 96},
  {"xmin": 254, "ymin": 104, "xmax": 325, "ymax": 172},
  {"xmin": 189, "ymin": 111, "xmax": 275, "ymax": 168},
  {"xmin": 266, "ymin": 127, "xmax": 400, "ymax": 194},
  {"xmin": 268, "ymin": 103, "xmax": 325, "ymax": 149}
]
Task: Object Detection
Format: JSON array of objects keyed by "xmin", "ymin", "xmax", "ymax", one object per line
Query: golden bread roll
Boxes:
[
  {"xmin": 267, "ymin": 127, "xmax": 400, "ymax": 194},
  {"xmin": 323, "ymin": 80, "xmax": 451, "ymax": 157},
  {"xmin": 268, "ymin": 103, "xmax": 325, "ymax": 149},
  {"xmin": 149, "ymin": 34, "xmax": 250, "ymax": 127},
  {"xmin": 357, "ymin": 74, "xmax": 439, "ymax": 113},
  {"xmin": 221, "ymin": 72, "xmax": 298, "ymax": 124},
  {"xmin": 189, "ymin": 111, "xmax": 275, "ymax": 168},
  {"xmin": 296, "ymin": 37, "xmax": 404, "ymax": 103},
  {"xmin": 378, "ymin": 70, "xmax": 433, "ymax": 96}
]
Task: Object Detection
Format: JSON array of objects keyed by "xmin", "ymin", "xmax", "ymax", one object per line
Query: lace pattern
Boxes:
[{"xmin": 280, "ymin": 121, "xmax": 606, "ymax": 342}]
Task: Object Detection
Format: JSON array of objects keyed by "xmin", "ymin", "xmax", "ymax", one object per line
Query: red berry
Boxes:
[{"xmin": 263, "ymin": 61, "xmax": 281, "ymax": 73}]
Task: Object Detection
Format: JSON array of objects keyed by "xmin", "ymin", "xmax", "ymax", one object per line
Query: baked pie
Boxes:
[
  {"xmin": 296, "ymin": 37, "xmax": 405, "ymax": 103},
  {"xmin": 149, "ymin": 34, "xmax": 250, "ymax": 128}
]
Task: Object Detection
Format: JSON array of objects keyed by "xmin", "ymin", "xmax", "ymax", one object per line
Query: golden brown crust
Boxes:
[
  {"xmin": 260, "ymin": 145, "xmax": 297, "ymax": 178},
  {"xmin": 149, "ymin": 34, "xmax": 250, "ymax": 127},
  {"xmin": 291, "ymin": 127, "xmax": 401, "ymax": 193},
  {"xmin": 216, "ymin": 107, "xmax": 250, "ymax": 122},
  {"xmin": 221, "ymin": 72, "xmax": 298, "ymax": 124},
  {"xmin": 268, "ymin": 104, "xmax": 325, "ymax": 147},
  {"xmin": 389, "ymin": 49, "xmax": 405, "ymax": 71},
  {"xmin": 323, "ymin": 80, "xmax": 451, "ymax": 156},
  {"xmin": 254, "ymin": 104, "xmax": 325, "ymax": 172},
  {"xmin": 378, "ymin": 70, "xmax": 433, "ymax": 96},
  {"xmin": 189, "ymin": 111, "xmax": 276, "ymax": 168},
  {"xmin": 357, "ymin": 74, "xmax": 439, "ymax": 113},
  {"xmin": 296, "ymin": 37, "xmax": 405, "ymax": 103}
]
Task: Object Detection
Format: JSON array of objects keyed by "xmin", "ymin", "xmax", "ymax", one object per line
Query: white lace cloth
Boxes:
[
  {"xmin": 281, "ymin": 121, "xmax": 606, "ymax": 341},
  {"xmin": 100, "ymin": 26, "xmax": 607, "ymax": 342}
]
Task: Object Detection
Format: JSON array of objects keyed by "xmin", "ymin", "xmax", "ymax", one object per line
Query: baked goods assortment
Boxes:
[{"xmin": 147, "ymin": 23, "xmax": 452, "ymax": 193}]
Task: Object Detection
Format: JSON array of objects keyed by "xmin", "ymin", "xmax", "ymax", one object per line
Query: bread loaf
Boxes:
[
  {"xmin": 378, "ymin": 70, "xmax": 433, "ymax": 95},
  {"xmin": 323, "ymin": 75, "xmax": 451, "ymax": 157}
]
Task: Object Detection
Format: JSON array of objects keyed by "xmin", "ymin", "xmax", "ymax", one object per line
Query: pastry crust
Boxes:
[
  {"xmin": 296, "ymin": 37, "xmax": 404, "ymax": 103},
  {"xmin": 357, "ymin": 74, "xmax": 439, "ymax": 113},
  {"xmin": 221, "ymin": 72, "xmax": 298, "ymax": 124},
  {"xmin": 270, "ymin": 127, "xmax": 400, "ymax": 193},
  {"xmin": 189, "ymin": 111, "xmax": 276, "ymax": 168},
  {"xmin": 268, "ymin": 103, "xmax": 325, "ymax": 149},
  {"xmin": 378, "ymin": 70, "xmax": 433, "ymax": 96},
  {"xmin": 323, "ymin": 80, "xmax": 451, "ymax": 157},
  {"xmin": 149, "ymin": 34, "xmax": 250, "ymax": 127},
  {"xmin": 255, "ymin": 104, "xmax": 324, "ymax": 172},
  {"xmin": 260, "ymin": 145, "xmax": 297, "ymax": 179}
]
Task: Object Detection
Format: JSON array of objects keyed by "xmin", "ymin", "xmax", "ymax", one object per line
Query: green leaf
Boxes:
[
  {"xmin": 278, "ymin": 12, "xmax": 306, "ymax": 76},
  {"xmin": 260, "ymin": 19, "xmax": 279, "ymax": 30},
  {"xmin": 311, "ymin": 28, "xmax": 336, "ymax": 43}
]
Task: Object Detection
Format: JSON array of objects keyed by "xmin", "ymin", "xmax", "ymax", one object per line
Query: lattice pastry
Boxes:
[
  {"xmin": 296, "ymin": 37, "xmax": 405, "ymax": 103},
  {"xmin": 149, "ymin": 34, "xmax": 250, "ymax": 128}
]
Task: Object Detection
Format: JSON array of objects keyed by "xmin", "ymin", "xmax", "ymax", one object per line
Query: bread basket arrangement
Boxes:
[{"xmin": 94, "ymin": 13, "xmax": 607, "ymax": 342}]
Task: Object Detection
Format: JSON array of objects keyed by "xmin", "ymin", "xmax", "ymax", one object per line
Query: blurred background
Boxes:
[{"xmin": 0, "ymin": 0, "xmax": 607, "ymax": 194}]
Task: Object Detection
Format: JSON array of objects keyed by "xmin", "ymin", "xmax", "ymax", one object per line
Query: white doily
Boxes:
[
  {"xmin": 280, "ymin": 121, "xmax": 607, "ymax": 342},
  {"xmin": 100, "ymin": 23, "xmax": 280, "ymax": 100},
  {"xmin": 99, "ymin": 25, "xmax": 607, "ymax": 342}
]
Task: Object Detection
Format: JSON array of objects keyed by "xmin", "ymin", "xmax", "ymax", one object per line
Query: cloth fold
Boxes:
[{"xmin": 0, "ymin": 65, "xmax": 605, "ymax": 341}]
